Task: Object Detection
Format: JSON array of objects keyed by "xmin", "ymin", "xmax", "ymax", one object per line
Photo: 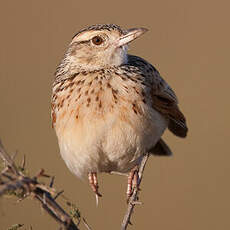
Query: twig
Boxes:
[
  {"xmin": 1, "ymin": 138, "xmax": 149, "ymax": 230},
  {"xmin": 0, "ymin": 139, "xmax": 80, "ymax": 230},
  {"xmin": 82, "ymin": 218, "xmax": 92, "ymax": 230},
  {"xmin": 0, "ymin": 140, "xmax": 19, "ymax": 176},
  {"xmin": 121, "ymin": 153, "xmax": 150, "ymax": 230}
]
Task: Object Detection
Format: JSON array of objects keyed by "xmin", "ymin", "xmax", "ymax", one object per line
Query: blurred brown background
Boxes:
[{"xmin": 0, "ymin": 0, "xmax": 229, "ymax": 229}]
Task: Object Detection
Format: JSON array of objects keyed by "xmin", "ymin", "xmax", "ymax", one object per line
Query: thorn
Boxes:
[
  {"xmin": 35, "ymin": 169, "xmax": 44, "ymax": 178},
  {"xmin": 42, "ymin": 172, "xmax": 50, "ymax": 178},
  {"xmin": 49, "ymin": 176, "xmax": 55, "ymax": 188},
  {"xmin": 131, "ymin": 201, "xmax": 142, "ymax": 205},
  {"xmin": 128, "ymin": 220, "xmax": 133, "ymax": 225},
  {"xmin": 66, "ymin": 201, "xmax": 71, "ymax": 206},
  {"xmin": 83, "ymin": 217, "xmax": 93, "ymax": 230},
  {"xmin": 54, "ymin": 190, "xmax": 64, "ymax": 200},
  {"xmin": 42, "ymin": 173, "xmax": 50, "ymax": 178},
  {"xmin": 36, "ymin": 169, "xmax": 50, "ymax": 178},
  {"xmin": 21, "ymin": 154, "xmax": 26, "ymax": 170}
]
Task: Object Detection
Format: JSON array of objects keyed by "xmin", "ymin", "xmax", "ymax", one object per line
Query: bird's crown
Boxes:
[{"xmin": 57, "ymin": 24, "xmax": 148, "ymax": 74}]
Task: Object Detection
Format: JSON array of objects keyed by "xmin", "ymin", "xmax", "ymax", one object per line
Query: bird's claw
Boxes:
[
  {"xmin": 88, "ymin": 172, "xmax": 102, "ymax": 205},
  {"xmin": 126, "ymin": 166, "xmax": 139, "ymax": 202}
]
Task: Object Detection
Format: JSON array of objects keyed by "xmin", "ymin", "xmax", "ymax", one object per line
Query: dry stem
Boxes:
[
  {"xmin": 0, "ymin": 139, "xmax": 79, "ymax": 230},
  {"xmin": 1, "ymin": 139, "xmax": 151, "ymax": 230},
  {"xmin": 121, "ymin": 153, "xmax": 150, "ymax": 230}
]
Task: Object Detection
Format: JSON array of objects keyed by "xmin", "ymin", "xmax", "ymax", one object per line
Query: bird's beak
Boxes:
[{"xmin": 117, "ymin": 27, "xmax": 148, "ymax": 47}]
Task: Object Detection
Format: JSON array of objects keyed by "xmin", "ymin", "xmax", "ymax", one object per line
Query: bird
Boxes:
[{"xmin": 51, "ymin": 24, "xmax": 188, "ymax": 202}]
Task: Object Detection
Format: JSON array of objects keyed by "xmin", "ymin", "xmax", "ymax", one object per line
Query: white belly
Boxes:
[{"xmin": 55, "ymin": 106, "xmax": 167, "ymax": 179}]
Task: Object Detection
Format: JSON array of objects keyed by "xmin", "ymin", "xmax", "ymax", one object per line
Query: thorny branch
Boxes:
[
  {"xmin": 0, "ymin": 138, "xmax": 151, "ymax": 230},
  {"xmin": 0, "ymin": 139, "xmax": 80, "ymax": 230},
  {"xmin": 121, "ymin": 153, "xmax": 150, "ymax": 230}
]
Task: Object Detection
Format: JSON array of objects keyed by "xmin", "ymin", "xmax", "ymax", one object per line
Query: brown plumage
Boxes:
[{"xmin": 51, "ymin": 24, "xmax": 188, "ymax": 200}]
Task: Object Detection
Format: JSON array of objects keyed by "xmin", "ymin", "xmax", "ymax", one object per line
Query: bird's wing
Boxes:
[
  {"xmin": 128, "ymin": 55, "xmax": 188, "ymax": 138},
  {"xmin": 151, "ymin": 70, "xmax": 188, "ymax": 138}
]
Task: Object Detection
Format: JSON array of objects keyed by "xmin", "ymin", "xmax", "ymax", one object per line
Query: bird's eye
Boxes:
[{"xmin": 92, "ymin": 36, "xmax": 104, "ymax": 45}]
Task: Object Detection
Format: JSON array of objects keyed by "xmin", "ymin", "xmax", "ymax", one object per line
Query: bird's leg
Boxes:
[
  {"xmin": 88, "ymin": 172, "xmax": 102, "ymax": 198},
  {"xmin": 126, "ymin": 166, "xmax": 139, "ymax": 201}
]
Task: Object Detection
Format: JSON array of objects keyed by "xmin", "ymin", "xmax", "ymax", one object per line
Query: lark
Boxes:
[{"xmin": 51, "ymin": 24, "xmax": 188, "ymax": 201}]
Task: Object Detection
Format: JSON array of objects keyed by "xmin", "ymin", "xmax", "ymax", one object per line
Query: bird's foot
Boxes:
[
  {"xmin": 88, "ymin": 172, "xmax": 102, "ymax": 205},
  {"xmin": 126, "ymin": 166, "xmax": 139, "ymax": 202}
]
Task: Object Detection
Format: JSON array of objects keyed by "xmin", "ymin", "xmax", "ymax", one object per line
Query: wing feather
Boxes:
[{"xmin": 128, "ymin": 55, "xmax": 188, "ymax": 138}]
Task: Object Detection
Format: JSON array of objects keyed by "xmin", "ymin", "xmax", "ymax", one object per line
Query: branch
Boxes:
[
  {"xmin": 121, "ymin": 153, "xmax": 150, "ymax": 230},
  {"xmin": 0, "ymin": 139, "xmax": 80, "ymax": 230},
  {"xmin": 1, "ymin": 138, "xmax": 150, "ymax": 230}
]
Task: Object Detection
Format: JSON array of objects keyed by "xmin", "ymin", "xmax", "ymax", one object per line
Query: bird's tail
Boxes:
[{"xmin": 150, "ymin": 138, "xmax": 173, "ymax": 156}]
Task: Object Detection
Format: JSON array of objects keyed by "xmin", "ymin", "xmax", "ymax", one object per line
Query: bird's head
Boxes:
[{"xmin": 67, "ymin": 24, "xmax": 148, "ymax": 71}]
